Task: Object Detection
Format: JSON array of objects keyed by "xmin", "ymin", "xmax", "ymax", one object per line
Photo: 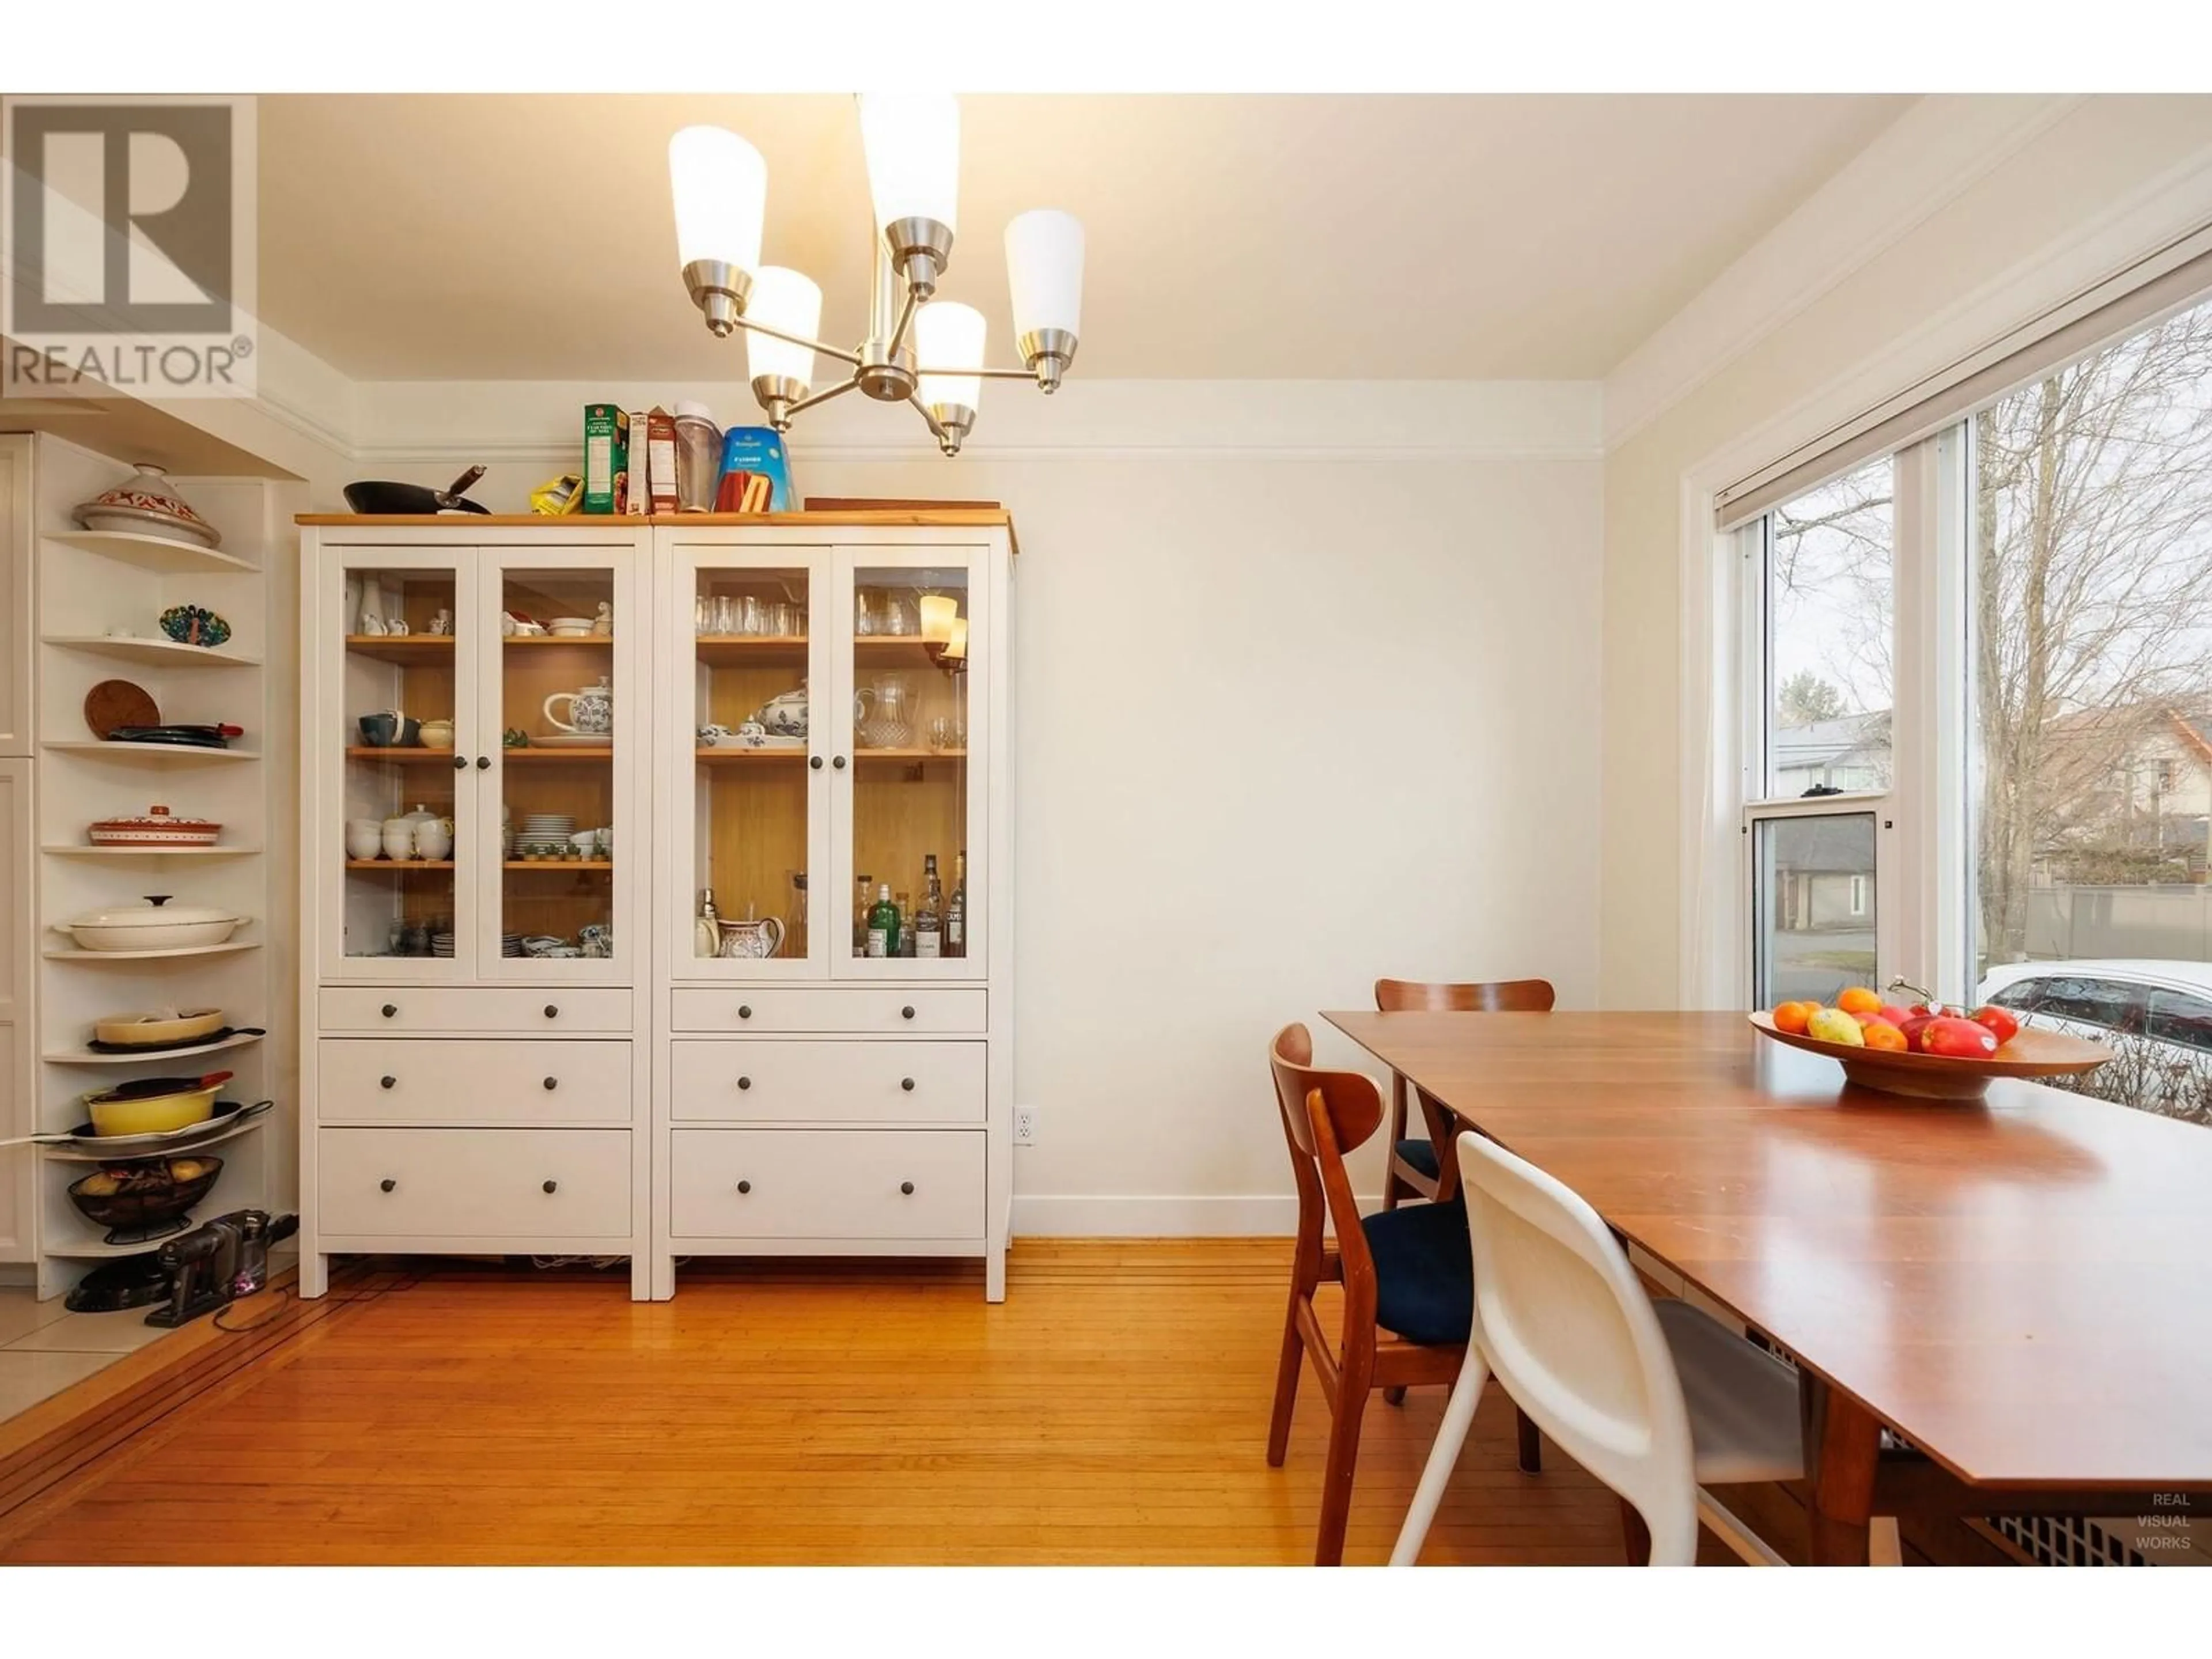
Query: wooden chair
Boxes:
[
  {"xmin": 1372, "ymin": 978, "xmax": 1554, "ymax": 1465},
  {"xmin": 1266, "ymin": 1022, "xmax": 1472, "ymax": 1565},
  {"xmin": 1374, "ymin": 977, "xmax": 1555, "ymax": 1209}
]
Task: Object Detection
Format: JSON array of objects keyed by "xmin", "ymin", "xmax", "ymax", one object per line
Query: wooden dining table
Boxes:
[{"xmin": 1323, "ymin": 1009, "xmax": 2212, "ymax": 1565}]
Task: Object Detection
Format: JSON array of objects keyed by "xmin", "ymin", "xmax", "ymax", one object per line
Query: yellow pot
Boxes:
[{"xmin": 84, "ymin": 1080, "xmax": 223, "ymax": 1138}]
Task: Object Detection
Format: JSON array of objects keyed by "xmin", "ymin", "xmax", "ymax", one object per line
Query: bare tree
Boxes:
[{"xmin": 1974, "ymin": 300, "xmax": 2212, "ymax": 963}]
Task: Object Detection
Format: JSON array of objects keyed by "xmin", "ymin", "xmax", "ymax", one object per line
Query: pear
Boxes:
[{"xmin": 1807, "ymin": 1006, "xmax": 1866, "ymax": 1047}]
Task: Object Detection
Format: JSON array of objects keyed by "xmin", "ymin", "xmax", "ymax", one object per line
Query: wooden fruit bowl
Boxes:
[{"xmin": 1748, "ymin": 1012, "xmax": 2112, "ymax": 1100}]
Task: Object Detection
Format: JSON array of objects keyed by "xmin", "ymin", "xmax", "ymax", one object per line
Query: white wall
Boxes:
[
  {"xmin": 1598, "ymin": 95, "xmax": 2212, "ymax": 1009},
  {"xmin": 334, "ymin": 381, "xmax": 1607, "ymax": 1229}
]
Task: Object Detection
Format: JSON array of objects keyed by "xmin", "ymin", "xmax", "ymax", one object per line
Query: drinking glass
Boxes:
[
  {"xmin": 928, "ymin": 716, "xmax": 959, "ymax": 751},
  {"xmin": 713, "ymin": 594, "xmax": 737, "ymax": 635},
  {"xmin": 768, "ymin": 601, "xmax": 793, "ymax": 638},
  {"xmin": 693, "ymin": 592, "xmax": 712, "ymax": 635},
  {"xmin": 740, "ymin": 595, "xmax": 765, "ymax": 635},
  {"xmin": 855, "ymin": 589, "xmax": 878, "ymax": 637}
]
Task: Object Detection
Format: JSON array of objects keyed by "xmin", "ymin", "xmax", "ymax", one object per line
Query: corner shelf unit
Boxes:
[{"xmin": 20, "ymin": 442, "xmax": 288, "ymax": 1300}]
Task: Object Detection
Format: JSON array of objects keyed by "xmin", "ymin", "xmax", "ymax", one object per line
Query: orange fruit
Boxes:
[
  {"xmin": 1836, "ymin": 986, "xmax": 1883, "ymax": 1016},
  {"xmin": 1771, "ymin": 1001, "xmax": 1815, "ymax": 1035},
  {"xmin": 1861, "ymin": 1020, "xmax": 1908, "ymax": 1052}
]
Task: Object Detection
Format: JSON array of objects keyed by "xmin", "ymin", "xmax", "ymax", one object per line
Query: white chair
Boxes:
[{"xmin": 1391, "ymin": 1131, "xmax": 1805, "ymax": 1566}]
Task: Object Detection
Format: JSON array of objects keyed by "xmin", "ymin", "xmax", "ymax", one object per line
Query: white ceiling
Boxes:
[{"xmin": 257, "ymin": 94, "xmax": 1912, "ymax": 383}]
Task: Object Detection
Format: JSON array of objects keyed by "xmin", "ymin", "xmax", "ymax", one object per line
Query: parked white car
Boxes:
[{"xmin": 1976, "ymin": 958, "xmax": 2212, "ymax": 1125}]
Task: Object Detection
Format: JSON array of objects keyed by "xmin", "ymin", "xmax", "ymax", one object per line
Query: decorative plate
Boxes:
[
  {"xmin": 83, "ymin": 679, "xmax": 160, "ymax": 738},
  {"xmin": 158, "ymin": 605, "xmax": 232, "ymax": 648},
  {"xmin": 1748, "ymin": 1012, "xmax": 2112, "ymax": 1100}
]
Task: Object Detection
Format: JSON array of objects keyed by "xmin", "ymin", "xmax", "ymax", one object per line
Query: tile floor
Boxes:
[{"xmin": 0, "ymin": 1285, "xmax": 175, "ymax": 1422}]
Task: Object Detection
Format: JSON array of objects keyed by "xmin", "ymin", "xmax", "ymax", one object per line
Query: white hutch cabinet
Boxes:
[{"xmin": 298, "ymin": 513, "xmax": 1016, "ymax": 1302}]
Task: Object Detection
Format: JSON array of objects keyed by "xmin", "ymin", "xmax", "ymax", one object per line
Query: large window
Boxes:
[
  {"xmin": 1735, "ymin": 289, "xmax": 2212, "ymax": 1128},
  {"xmin": 1764, "ymin": 456, "xmax": 1895, "ymax": 798}
]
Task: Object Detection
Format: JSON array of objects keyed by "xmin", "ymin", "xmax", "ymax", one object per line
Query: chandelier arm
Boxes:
[
  {"xmin": 730, "ymin": 314, "xmax": 864, "ymax": 369},
  {"xmin": 954, "ymin": 366, "xmax": 1057, "ymax": 381},
  {"xmin": 906, "ymin": 395, "xmax": 950, "ymax": 443},
  {"xmin": 781, "ymin": 378, "xmax": 862, "ymax": 419},
  {"xmin": 886, "ymin": 286, "xmax": 920, "ymax": 357}
]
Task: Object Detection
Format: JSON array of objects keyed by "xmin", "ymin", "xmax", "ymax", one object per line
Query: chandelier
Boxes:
[{"xmin": 668, "ymin": 94, "xmax": 1085, "ymax": 457}]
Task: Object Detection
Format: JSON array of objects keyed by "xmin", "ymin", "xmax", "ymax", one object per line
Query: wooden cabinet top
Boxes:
[{"xmin": 297, "ymin": 508, "xmax": 1018, "ymax": 551}]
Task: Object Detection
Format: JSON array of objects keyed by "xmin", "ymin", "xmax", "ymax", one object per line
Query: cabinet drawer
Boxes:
[
  {"xmin": 317, "ymin": 1039, "xmax": 632, "ymax": 1126},
  {"xmin": 669, "ymin": 987, "xmax": 984, "ymax": 1035},
  {"xmin": 319, "ymin": 1128, "xmax": 631, "ymax": 1238},
  {"xmin": 669, "ymin": 1129, "xmax": 983, "ymax": 1241},
  {"xmin": 320, "ymin": 986, "xmax": 631, "ymax": 1035},
  {"xmin": 669, "ymin": 1040, "xmax": 983, "ymax": 1125}
]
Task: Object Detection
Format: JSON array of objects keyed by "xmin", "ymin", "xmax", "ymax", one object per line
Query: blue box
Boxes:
[{"xmin": 715, "ymin": 426, "xmax": 797, "ymax": 513}]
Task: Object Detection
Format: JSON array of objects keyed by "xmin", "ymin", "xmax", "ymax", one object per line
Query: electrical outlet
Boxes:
[{"xmin": 1014, "ymin": 1106, "xmax": 1038, "ymax": 1146}]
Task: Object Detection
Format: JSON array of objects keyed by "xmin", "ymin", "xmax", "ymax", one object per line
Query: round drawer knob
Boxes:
[
  {"xmin": 380, "ymin": 1075, "xmax": 397, "ymax": 1090},
  {"xmin": 381, "ymin": 1003, "xmax": 398, "ymax": 1019},
  {"xmin": 379, "ymin": 1178, "xmax": 397, "ymax": 1193},
  {"xmin": 543, "ymin": 1076, "xmax": 559, "ymax": 1091},
  {"xmin": 737, "ymin": 1076, "xmax": 752, "ymax": 1090},
  {"xmin": 809, "ymin": 755, "xmax": 824, "ymax": 771},
  {"xmin": 737, "ymin": 1005, "xmax": 753, "ymax": 1021},
  {"xmin": 544, "ymin": 1005, "xmax": 559, "ymax": 1020},
  {"xmin": 900, "ymin": 1181, "xmax": 916, "ymax": 1196},
  {"xmin": 737, "ymin": 1180, "xmax": 752, "ymax": 1195},
  {"xmin": 542, "ymin": 1179, "xmax": 559, "ymax": 1194},
  {"xmin": 901, "ymin": 1077, "xmax": 916, "ymax": 1092},
  {"xmin": 451, "ymin": 755, "xmax": 468, "ymax": 770},
  {"xmin": 901, "ymin": 1005, "xmax": 916, "ymax": 1021}
]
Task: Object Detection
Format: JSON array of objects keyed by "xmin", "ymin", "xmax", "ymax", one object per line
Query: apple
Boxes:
[
  {"xmin": 1919, "ymin": 1016, "xmax": 1999, "ymax": 1059},
  {"xmin": 1971, "ymin": 1005, "xmax": 2020, "ymax": 1046}
]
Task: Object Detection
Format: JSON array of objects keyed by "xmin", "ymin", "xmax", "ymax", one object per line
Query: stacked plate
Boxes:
[
  {"xmin": 516, "ymin": 813, "xmax": 575, "ymax": 859},
  {"xmin": 501, "ymin": 933, "xmax": 524, "ymax": 959},
  {"xmin": 431, "ymin": 930, "xmax": 456, "ymax": 958}
]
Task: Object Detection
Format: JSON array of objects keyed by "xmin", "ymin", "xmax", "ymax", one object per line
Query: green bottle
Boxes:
[{"xmin": 866, "ymin": 882, "xmax": 901, "ymax": 959}]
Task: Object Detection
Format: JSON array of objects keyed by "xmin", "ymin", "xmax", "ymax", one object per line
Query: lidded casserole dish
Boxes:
[{"xmin": 54, "ymin": 895, "xmax": 244, "ymax": 952}]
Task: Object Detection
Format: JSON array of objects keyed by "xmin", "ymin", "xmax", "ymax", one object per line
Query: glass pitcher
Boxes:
[{"xmin": 853, "ymin": 674, "xmax": 915, "ymax": 749}]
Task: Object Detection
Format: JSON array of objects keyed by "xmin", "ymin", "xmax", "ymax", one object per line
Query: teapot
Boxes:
[
  {"xmin": 544, "ymin": 678, "xmax": 613, "ymax": 736},
  {"xmin": 752, "ymin": 683, "xmax": 809, "ymax": 738}
]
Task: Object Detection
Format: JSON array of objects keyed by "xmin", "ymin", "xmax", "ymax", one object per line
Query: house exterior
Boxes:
[{"xmin": 1771, "ymin": 711, "xmax": 1892, "ymax": 796}]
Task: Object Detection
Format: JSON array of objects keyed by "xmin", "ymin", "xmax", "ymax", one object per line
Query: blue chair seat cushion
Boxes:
[
  {"xmin": 1361, "ymin": 1196, "xmax": 1472, "ymax": 1347},
  {"xmin": 1393, "ymin": 1136, "xmax": 1441, "ymax": 1180}
]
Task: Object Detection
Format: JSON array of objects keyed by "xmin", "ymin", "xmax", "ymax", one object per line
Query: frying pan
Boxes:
[{"xmin": 344, "ymin": 467, "xmax": 490, "ymax": 515}]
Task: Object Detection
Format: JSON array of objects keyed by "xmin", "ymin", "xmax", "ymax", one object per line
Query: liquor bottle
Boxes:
[
  {"xmin": 895, "ymin": 891, "xmax": 916, "ymax": 957},
  {"xmin": 867, "ymin": 882, "xmax": 900, "ymax": 959},
  {"xmin": 915, "ymin": 856, "xmax": 943, "ymax": 959},
  {"xmin": 695, "ymin": 888, "xmax": 722, "ymax": 959},
  {"xmin": 852, "ymin": 872, "xmax": 872, "ymax": 957},
  {"xmin": 945, "ymin": 850, "xmax": 967, "ymax": 957}
]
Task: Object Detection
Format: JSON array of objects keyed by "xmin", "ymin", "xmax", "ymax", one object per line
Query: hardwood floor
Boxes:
[{"xmin": 0, "ymin": 1240, "xmax": 1646, "ymax": 1566}]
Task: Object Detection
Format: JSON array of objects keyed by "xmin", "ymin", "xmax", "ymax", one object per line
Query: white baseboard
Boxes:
[{"xmin": 1011, "ymin": 1194, "xmax": 1382, "ymax": 1237}]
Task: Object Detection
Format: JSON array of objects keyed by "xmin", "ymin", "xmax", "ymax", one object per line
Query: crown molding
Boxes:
[
  {"xmin": 1601, "ymin": 94, "xmax": 2083, "ymax": 451},
  {"xmin": 346, "ymin": 376, "xmax": 1603, "ymax": 465}
]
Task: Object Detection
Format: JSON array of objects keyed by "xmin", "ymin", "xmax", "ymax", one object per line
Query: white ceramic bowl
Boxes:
[{"xmin": 56, "ymin": 896, "xmax": 243, "ymax": 952}]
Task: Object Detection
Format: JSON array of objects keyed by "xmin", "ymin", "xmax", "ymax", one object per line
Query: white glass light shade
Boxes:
[
  {"xmin": 858, "ymin": 93, "xmax": 960, "ymax": 234},
  {"xmin": 915, "ymin": 302, "xmax": 986, "ymax": 412},
  {"xmin": 668, "ymin": 126, "xmax": 767, "ymax": 274},
  {"xmin": 943, "ymin": 617, "xmax": 969, "ymax": 660},
  {"xmin": 918, "ymin": 593, "xmax": 958, "ymax": 645},
  {"xmin": 1005, "ymin": 209, "xmax": 1085, "ymax": 339},
  {"xmin": 745, "ymin": 267, "xmax": 823, "ymax": 388}
]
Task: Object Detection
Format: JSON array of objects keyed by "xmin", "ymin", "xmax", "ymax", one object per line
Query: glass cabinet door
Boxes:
[
  {"xmin": 669, "ymin": 543, "xmax": 830, "ymax": 979},
  {"xmin": 476, "ymin": 551, "xmax": 639, "ymax": 983},
  {"xmin": 832, "ymin": 546, "xmax": 989, "ymax": 979},
  {"xmin": 323, "ymin": 548, "xmax": 476, "ymax": 977}
]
